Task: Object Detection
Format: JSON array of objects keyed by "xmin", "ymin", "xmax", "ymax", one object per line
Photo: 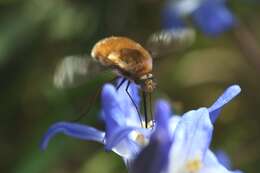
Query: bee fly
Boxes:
[
  {"xmin": 91, "ymin": 36, "xmax": 156, "ymax": 127},
  {"xmin": 53, "ymin": 28, "xmax": 195, "ymax": 128},
  {"xmin": 91, "ymin": 36, "xmax": 156, "ymax": 93}
]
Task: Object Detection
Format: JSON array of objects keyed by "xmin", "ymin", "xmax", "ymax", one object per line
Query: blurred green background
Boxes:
[{"xmin": 0, "ymin": 0, "xmax": 259, "ymax": 173}]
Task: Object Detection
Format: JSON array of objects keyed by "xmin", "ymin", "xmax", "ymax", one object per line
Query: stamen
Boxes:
[
  {"xmin": 185, "ymin": 158, "xmax": 202, "ymax": 173},
  {"xmin": 131, "ymin": 131, "xmax": 148, "ymax": 146}
]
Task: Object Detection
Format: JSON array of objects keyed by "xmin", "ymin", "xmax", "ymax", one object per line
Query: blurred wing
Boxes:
[
  {"xmin": 53, "ymin": 55, "xmax": 105, "ymax": 88},
  {"xmin": 146, "ymin": 27, "xmax": 195, "ymax": 58}
]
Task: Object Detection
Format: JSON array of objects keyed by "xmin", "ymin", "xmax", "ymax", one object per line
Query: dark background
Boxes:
[{"xmin": 0, "ymin": 0, "xmax": 259, "ymax": 173}]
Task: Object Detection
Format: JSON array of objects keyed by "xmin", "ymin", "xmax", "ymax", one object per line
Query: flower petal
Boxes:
[
  {"xmin": 154, "ymin": 100, "xmax": 171, "ymax": 130},
  {"xmin": 116, "ymin": 79, "xmax": 141, "ymax": 126},
  {"xmin": 40, "ymin": 122, "xmax": 105, "ymax": 150},
  {"xmin": 105, "ymin": 127, "xmax": 150, "ymax": 151},
  {"xmin": 208, "ymin": 85, "xmax": 241, "ymax": 123},
  {"xmin": 116, "ymin": 78, "xmax": 140, "ymax": 108},
  {"xmin": 131, "ymin": 100, "xmax": 172, "ymax": 173},
  {"xmin": 192, "ymin": 0, "xmax": 236, "ymax": 36},
  {"xmin": 215, "ymin": 150, "xmax": 232, "ymax": 170},
  {"xmin": 104, "ymin": 126, "xmax": 151, "ymax": 160},
  {"xmin": 102, "ymin": 84, "xmax": 126, "ymax": 138},
  {"xmin": 112, "ymin": 137, "xmax": 141, "ymax": 160},
  {"xmin": 168, "ymin": 108, "xmax": 213, "ymax": 172},
  {"xmin": 170, "ymin": 0, "xmax": 204, "ymax": 16},
  {"xmin": 168, "ymin": 115, "xmax": 181, "ymax": 138},
  {"xmin": 201, "ymin": 150, "xmax": 242, "ymax": 173}
]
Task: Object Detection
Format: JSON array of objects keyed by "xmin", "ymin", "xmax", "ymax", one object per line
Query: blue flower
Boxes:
[
  {"xmin": 163, "ymin": 0, "xmax": 236, "ymax": 36},
  {"xmin": 192, "ymin": 0, "xmax": 236, "ymax": 36},
  {"xmin": 41, "ymin": 81, "xmax": 243, "ymax": 173},
  {"xmin": 130, "ymin": 85, "xmax": 242, "ymax": 173},
  {"xmin": 40, "ymin": 80, "xmax": 151, "ymax": 162}
]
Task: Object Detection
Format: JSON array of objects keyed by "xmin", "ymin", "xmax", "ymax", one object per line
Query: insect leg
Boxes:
[
  {"xmin": 72, "ymin": 87, "xmax": 102, "ymax": 122},
  {"xmin": 142, "ymin": 91, "xmax": 148, "ymax": 128},
  {"xmin": 116, "ymin": 78, "xmax": 127, "ymax": 90},
  {"xmin": 72, "ymin": 76, "xmax": 119, "ymax": 122},
  {"xmin": 125, "ymin": 80, "xmax": 143, "ymax": 127},
  {"xmin": 149, "ymin": 92, "xmax": 154, "ymax": 127}
]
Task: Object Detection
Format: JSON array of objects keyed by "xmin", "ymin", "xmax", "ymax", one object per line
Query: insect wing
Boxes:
[
  {"xmin": 53, "ymin": 55, "xmax": 104, "ymax": 88},
  {"xmin": 146, "ymin": 27, "xmax": 195, "ymax": 58}
]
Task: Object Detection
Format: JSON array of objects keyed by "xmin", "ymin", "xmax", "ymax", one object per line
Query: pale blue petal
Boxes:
[
  {"xmin": 168, "ymin": 108, "xmax": 213, "ymax": 172},
  {"xmin": 112, "ymin": 138, "xmax": 141, "ymax": 160},
  {"xmin": 105, "ymin": 127, "xmax": 150, "ymax": 151},
  {"xmin": 101, "ymin": 84, "xmax": 126, "ymax": 138},
  {"xmin": 116, "ymin": 78, "xmax": 140, "ymax": 108},
  {"xmin": 208, "ymin": 85, "xmax": 241, "ymax": 123},
  {"xmin": 40, "ymin": 122, "xmax": 105, "ymax": 150},
  {"xmin": 116, "ymin": 79, "xmax": 141, "ymax": 126},
  {"xmin": 201, "ymin": 150, "xmax": 242, "ymax": 173},
  {"xmin": 215, "ymin": 150, "xmax": 244, "ymax": 173},
  {"xmin": 105, "ymin": 127, "xmax": 136, "ymax": 151},
  {"xmin": 215, "ymin": 150, "xmax": 232, "ymax": 169},
  {"xmin": 168, "ymin": 115, "xmax": 181, "ymax": 138}
]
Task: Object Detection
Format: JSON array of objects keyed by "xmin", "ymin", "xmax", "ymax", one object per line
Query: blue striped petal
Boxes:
[
  {"xmin": 116, "ymin": 78, "xmax": 141, "ymax": 126},
  {"xmin": 168, "ymin": 108, "xmax": 213, "ymax": 172},
  {"xmin": 101, "ymin": 84, "xmax": 126, "ymax": 139},
  {"xmin": 40, "ymin": 122, "xmax": 105, "ymax": 150}
]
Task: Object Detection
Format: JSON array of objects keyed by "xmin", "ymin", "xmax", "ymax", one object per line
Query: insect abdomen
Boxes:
[{"xmin": 91, "ymin": 36, "xmax": 153, "ymax": 78}]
